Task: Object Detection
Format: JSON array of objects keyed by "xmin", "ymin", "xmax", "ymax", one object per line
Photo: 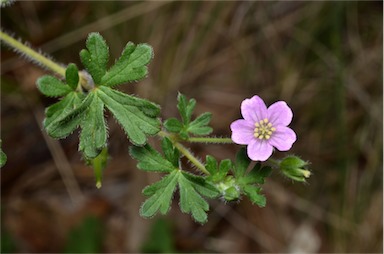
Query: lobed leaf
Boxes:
[
  {"xmin": 177, "ymin": 93, "xmax": 196, "ymax": 125},
  {"xmin": 178, "ymin": 173, "xmax": 210, "ymax": 224},
  {"xmin": 129, "ymin": 144, "xmax": 176, "ymax": 173},
  {"xmin": 101, "ymin": 42, "xmax": 153, "ymax": 87},
  {"xmin": 97, "ymin": 88, "xmax": 160, "ymax": 146},
  {"xmin": 45, "ymin": 92, "xmax": 94, "ymax": 139},
  {"xmin": 140, "ymin": 171, "xmax": 179, "ymax": 217},
  {"xmin": 181, "ymin": 172, "xmax": 220, "ymax": 199},
  {"xmin": 187, "ymin": 112, "xmax": 213, "ymax": 136},
  {"xmin": 37, "ymin": 75, "xmax": 72, "ymax": 97},
  {"xmin": 44, "ymin": 92, "xmax": 85, "ymax": 127},
  {"xmin": 98, "ymin": 86, "xmax": 159, "ymax": 117},
  {"xmin": 79, "ymin": 93, "xmax": 107, "ymax": 159},
  {"xmin": 80, "ymin": 32, "xmax": 109, "ymax": 84}
]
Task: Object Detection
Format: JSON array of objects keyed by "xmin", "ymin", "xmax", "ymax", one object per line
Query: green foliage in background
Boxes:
[
  {"xmin": 0, "ymin": 140, "xmax": 6, "ymax": 168},
  {"xmin": 141, "ymin": 218, "xmax": 175, "ymax": 253},
  {"xmin": 63, "ymin": 216, "xmax": 104, "ymax": 253}
]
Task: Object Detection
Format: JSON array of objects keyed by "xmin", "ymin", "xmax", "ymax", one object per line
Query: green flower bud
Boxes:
[
  {"xmin": 216, "ymin": 176, "xmax": 241, "ymax": 201},
  {"xmin": 223, "ymin": 186, "xmax": 241, "ymax": 201},
  {"xmin": 279, "ymin": 156, "xmax": 311, "ymax": 182}
]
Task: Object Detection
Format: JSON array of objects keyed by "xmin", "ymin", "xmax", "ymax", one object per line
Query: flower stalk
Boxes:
[
  {"xmin": 158, "ymin": 130, "xmax": 210, "ymax": 175},
  {"xmin": 186, "ymin": 136, "xmax": 233, "ymax": 144}
]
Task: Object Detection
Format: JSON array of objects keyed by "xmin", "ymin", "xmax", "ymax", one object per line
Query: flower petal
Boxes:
[
  {"xmin": 247, "ymin": 139, "xmax": 274, "ymax": 161},
  {"xmin": 269, "ymin": 126, "xmax": 296, "ymax": 151},
  {"xmin": 267, "ymin": 101, "xmax": 293, "ymax": 126},
  {"xmin": 241, "ymin": 95, "xmax": 267, "ymax": 123},
  {"xmin": 230, "ymin": 119, "xmax": 254, "ymax": 145}
]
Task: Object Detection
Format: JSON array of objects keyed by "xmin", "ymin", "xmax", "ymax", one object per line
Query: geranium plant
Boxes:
[{"xmin": 0, "ymin": 30, "xmax": 311, "ymax": 224}]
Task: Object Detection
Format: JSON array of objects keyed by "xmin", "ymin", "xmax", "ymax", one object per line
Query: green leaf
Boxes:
[
  {"xmin": 181, "ymin": 172, "xmax": 220, "ymax": 199},
  {"xmin": 130, "ymin": 144, "xmax": 176, "ymax": 173},
  {"xmin": 101, "ymin": 42, "xmax": 153, "ymax": 87},
  {"xmin": 205, "ymin": 155, "xmax": 218, "ymax": 176},
  {"xmin": 44, "ymin": 92, "xmax": 85, "ymax": 127},
  {"xmin": 242, "ymin": 185, "xmax": 266, "ymax": 207},
  {"xmin": 232, "ymin": 148, "xmax": 250, "ymax": 178},
  {"xmin": 171, "ymin": 94, "xmax": 213, "ymax": 138},
  {"xmin": 65, "ymin": 63, "xmax": 80, "ymax": 90},
  {"xmin": 178, "ymin": 172, "xmax": 211, "ymax": 224},
  {"xmin": 230, "ymin": 148, "xmax": 270, "ymax": 207},
  {"xmin": 205, "ymin": 156, "xmax": 231, "ymax": 183},
  {"xmin": 140, "ymin": 171, "xmax": 179, "ymax": 217},
  {"xmin": 80, "ymin": 32, "xmax": 109, "ymax": 84},
  {"xmin": 45, "ymin": 92, "xmax": 93, "ymax": 139},
  {"xmin": 177, "ymin": 93, "xmax": 195, "ymax": 125},
  {"xmin": 245, "ymin": 164, "xmax": 272, "ymax": 185},
  {"xmin": 163, "ymin": 118, "xmax": 183, "ymax": 133},
  {"xmin": 98, "ymin": 86, "xmax": 159, "ymax": 117},
  {"xmin": 79, "ymin": 93, "xmax": 107, "ymax": 159},
  {"xmin": 187, "ymin": 112, "xmax": 213, "ymax": 136},
  {"xmin": 97, "ymin": 87, "xmax": 160, "ymax": 146},
  {"xmin": 161, "ymin": 137, "xmax": 179, "ymax": 168},
  {"xmin": 37, "ymin": 75, "xmax": 72, "ymax": 97},
  {"xmin": 140, "ymin": 170, "xmax": 217, "ymax": 224}
]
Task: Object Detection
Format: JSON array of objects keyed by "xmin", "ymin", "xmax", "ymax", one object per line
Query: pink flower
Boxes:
[{"xmin": 230, "ymin": 95, "xmax": 296, "ymax": 161}]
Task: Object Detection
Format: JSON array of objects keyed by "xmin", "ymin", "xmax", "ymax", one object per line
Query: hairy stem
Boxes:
[
  {"xmin": 158, "ymin": 131, "xmax": 209, "ymax": 175},
  {"xmin": 0, "ymin": 30, "xmax": 66, "ymax": 77},
  {"xmin": 187, "ymin": 136, "xmax": 233, "ymax": 144},
  {"xmin": 0, "ymin": 31, "xmax": 90, "ymax": 90}
]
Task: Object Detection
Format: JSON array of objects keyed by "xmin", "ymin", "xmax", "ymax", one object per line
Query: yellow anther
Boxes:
[{"xmin": 253, "ymin": 118, "xmax": 276, "ymax": 140}]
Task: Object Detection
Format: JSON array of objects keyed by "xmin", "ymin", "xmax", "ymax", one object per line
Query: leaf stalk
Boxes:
[{"xmin": 158, "ymin": 131, "xmax": 210, "ymax": 175}]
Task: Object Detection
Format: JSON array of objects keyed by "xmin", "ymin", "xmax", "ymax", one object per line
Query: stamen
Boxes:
[{"xmin": 253, "ymin": 118, "xmax": 276, "ymax": 140}]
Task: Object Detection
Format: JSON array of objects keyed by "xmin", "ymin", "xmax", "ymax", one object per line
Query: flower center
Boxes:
[{"xmin": 253, "ymin": 118, "xmax": 276, "ymax": 140}]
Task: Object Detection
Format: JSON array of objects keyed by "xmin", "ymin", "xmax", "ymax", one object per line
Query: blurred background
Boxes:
[{"xmin": 1, "ymin": 1, "xmax": 382, "ymax": 253}]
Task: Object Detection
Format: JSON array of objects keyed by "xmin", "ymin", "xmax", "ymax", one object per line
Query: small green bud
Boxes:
[
  {"xmin": 216, "ymin": 176, "xmax": 241, "ymax": 201},
  {"xmin": 223, "ymin": 186, "xmax": 241, "ymax": 201},
  {"xmin": 279, "ymin": 156, "xmax": 311, "ymax": 182}
]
